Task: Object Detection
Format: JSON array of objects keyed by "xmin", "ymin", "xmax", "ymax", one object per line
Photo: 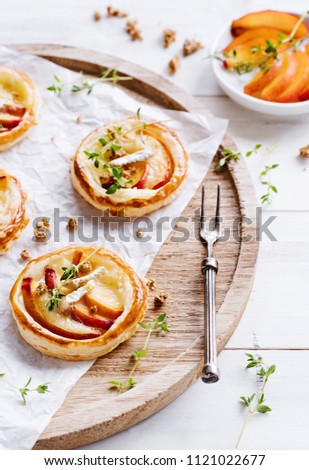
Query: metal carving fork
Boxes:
[{"xmin": 200, "ymin": 184, "xmax": 221, "ymax": 383}]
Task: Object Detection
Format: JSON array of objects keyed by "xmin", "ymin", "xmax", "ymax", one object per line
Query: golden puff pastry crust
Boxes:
[
  {"xmin": 0, "ymin": 169, "xmax": 29, "ymax": 254},
  {"xmin": 71, "ymin": 117, "xmax": 189, "ymax": 216},
  {"xmin": 10, "ymin": 245, "xmax": 148, "ymax": 361},
  {"xmin": 0, "ymin": 66, "xmax": 39, "ymax": 152}
]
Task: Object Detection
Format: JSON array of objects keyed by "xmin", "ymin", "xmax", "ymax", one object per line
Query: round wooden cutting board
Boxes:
[{"xmin": 11, "ymin": 45, "xmax": 259, "ymax": 450}]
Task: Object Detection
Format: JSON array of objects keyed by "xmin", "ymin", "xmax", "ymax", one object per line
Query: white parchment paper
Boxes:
[{"xmin": 0, "ymin": 46, "xmax": 228, "ymax": 449}]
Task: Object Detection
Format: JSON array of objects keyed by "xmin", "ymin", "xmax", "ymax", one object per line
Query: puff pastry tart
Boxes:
[
  {"xmin": 0, "ymin": 169, "xmax": 29, "ymax": 254},
  {"xmin": 0, "ymin": 66, "xmax": 39, "ymax": 151},
  {"xmin": 71, "ymin": 116, "xmax": 189, "ymax": 216},
  {"xmin": 10, "ymin": 245, "xmax": 147, "ymax": 361}
]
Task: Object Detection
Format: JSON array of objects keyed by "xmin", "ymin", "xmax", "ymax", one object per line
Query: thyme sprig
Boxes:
[
  {"xmin": 0, "ymin": 373, "xmax": 49, "ymax": 405},
  {"xmin": 83, "ymin": 109, "xmax": 157, "ymax": 193},
  {"xmin": 212, "ymin": 11, "xmax": 309, "ymax": 75},
  {"xmin": 48, "ymin": 69, "xmax": 132, "ymax": 97},
  {"xmin": 216, "ymin": 144, "xmax": 262, "ymax": 169},
  {"xmin": 109, "ymin": 313, "xmax": 169, "ymax": 394},
  {"xmin": 260, "ymin": 163, "xmax": 279, "ymax": 204},
  {"xmin": 103, "ymin": 163, "xmax": 133, "ymax": 194},
  {"xmin": 236, "ymin": 353, "xmax": 276, "ymax": 448},
  {"xmin": 47, "ymin": 75, "xmax": 65, "ymax": 97},
  {"xmin": 45, "ymin": 247, "xmax": 100, "ymax": 311},
  {"xmin": 46, "ymin": 288, "xmax": 65, "ymax": 312},
  {"xmin": 71, "ymin": 69, "xmax": 132, "ymax": 94}
]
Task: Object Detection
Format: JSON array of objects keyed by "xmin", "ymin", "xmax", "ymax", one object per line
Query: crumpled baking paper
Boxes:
[{"xmin": 0, "ymin": 46, "xmax": 228, "ymax": 449}]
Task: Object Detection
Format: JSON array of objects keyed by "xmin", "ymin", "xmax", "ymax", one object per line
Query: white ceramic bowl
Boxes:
[{"xmin": 212, "ymin": 25, "xmax": 309, "ymax": 116}]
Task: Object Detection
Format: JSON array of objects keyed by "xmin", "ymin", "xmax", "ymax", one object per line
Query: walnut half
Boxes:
[
  {"xmin": 183, "ymin": 39, "xmax": 204, "ymax": 56},
  {"xmin": 300, "ymin": 145, "xmax": 309, "ymax": 158},
  {"xmin": 107, "ymin": 6, "xmax": 128, "ymax": 18},
  {"xmin": 126, "ymin": 20, "xmax": 143, "ymax": 41},
  {"xmin": 163, "ymin": 29, "xmax": 176, "ymax": 48},
  {"xmin": 93, "ymin": 11, "xmax": 102, "ymax": 22},
  {"xmin": 154, "ymin": 291, "xmax": 169, "ymax": 307},
  {"xmin": 168, "ymin": 55, "xmax": 181, "ymax": 75},
  {"xmin": 20, "ymin": 249, "xmax": 32, "ymax": 260}
]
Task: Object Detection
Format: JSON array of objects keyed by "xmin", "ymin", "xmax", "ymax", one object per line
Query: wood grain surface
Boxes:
[{"xmin": 11, "ymin": 45, "xmax": 258, "ymax": 450}]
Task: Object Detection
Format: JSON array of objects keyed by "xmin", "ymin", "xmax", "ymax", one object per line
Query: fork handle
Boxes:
[{"xmin": 201, "ymin": 257, "xmax": 220, "ymax": 383}]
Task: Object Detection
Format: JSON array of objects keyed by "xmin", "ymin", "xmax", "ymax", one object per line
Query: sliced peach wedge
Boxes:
[
  {"xmin": 298, "ymin": 45, "xmax": 309, "ymax": 101},
  {"xmin": 259, "ymin": 52, "xmax": 298, "ymax": 102},
  {"xmin": 231, "ymin": 10, "xmax": 308, "ymax": 38},
  {"xmin": 276, "ymin": 50, "xmax": 309, "ymax": 102},
  {"xmin": 71, "ymin": 304, "xmax": 114, "ymax": 330},
  {"xmin": 223, "ymin": 28, "xmax": 288, "ymax": 69},
  {"xmin": 224, "ymin": 27, "xmax": 284, "ymax": 51},
  {"xmin": 84, "ymin": 284, "xmax": 123, "ymax": 320},
  {"xmin": 135, "ymin": 149, "xmax": 172, "ymax": 190},
  {"xmin": 0, "ymin": 114, "xmax": 22, "ymax": 130},
  {"xmin": 244, "ymin": 59, "xmax": 282, "ymax": 97},
  {"xmin": 21, "ymin": 277, "xmax": 103, "ymax": 340}
]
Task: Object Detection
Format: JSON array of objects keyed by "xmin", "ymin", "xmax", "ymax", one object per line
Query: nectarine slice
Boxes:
[
  {"xmin": 84, "ymin": 284, "xmax": 123, "ymax": 319},
  {"xmin": 260, "ymin": 52, "xmax": 298, "ymax": 102},
  {"xmin": 224, "ymin": 41, "xmax": 280, "ymax": 69},
  {"xmin": 22, "ymin": 277, "xmax": 102, "ymax": 339},
  {"xmin": 231, "ymin": 10, "xmax": 307, "ymax": 38},
  {"xmin": 45, "ymin": 267, "xmax": 57, "ymax": 290},
  {"xmin": 276, "ymin": 51, "xmax": 309, "ymax": 102},
  {"xmin": 244, "ymin": 60, "xmax": 281, "ymax": 97},
  {"xmin": 72, "ymin": 304, "xmax": 114, "ymax": 330},
  {"xmin": 299, "ymin": 49, "xmax": 309, "ymax": 101},
  {"xmin": 0, "ymin": 114, "xmax": 22, "ymax": 130},
  {"xmin": 136, "ymin": 150, "xmax": 172, "ymax": 189},
  {"xmin": 224, "ymin": 27, "xmax": 284, "ymax": 52}
]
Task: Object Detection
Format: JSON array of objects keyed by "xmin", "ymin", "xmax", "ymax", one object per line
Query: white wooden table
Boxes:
[{"xmin": 2, "ymin": 0, "xmax": 309, "ymax": 450}]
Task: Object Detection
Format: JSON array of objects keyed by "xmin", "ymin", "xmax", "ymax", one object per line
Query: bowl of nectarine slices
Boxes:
[{"xmin": 212, "ymin": 10, "xmax": 309, "ymax": 115}]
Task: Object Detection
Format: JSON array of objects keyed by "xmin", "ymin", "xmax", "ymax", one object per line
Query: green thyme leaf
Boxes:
[
  {"xmin": 236, "ymin": 353, "xmax": 276, "ymax": 447},
  {"xmin": 110, "ymin": 314, "xmax": 169, "ymax": 394},
  {"xmin": 257, "ymin": 404, "xmax": 272, "ymax": 413}
]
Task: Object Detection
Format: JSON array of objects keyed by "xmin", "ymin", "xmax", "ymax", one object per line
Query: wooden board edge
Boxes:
[{"xmin": 4, "ymin": 44, "xmax": 258, "ymax": 449}]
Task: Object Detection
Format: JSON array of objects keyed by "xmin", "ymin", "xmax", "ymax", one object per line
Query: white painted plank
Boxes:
[
  {"xmin": 1, "ymin": 0, "xmax": 308, "ymax": 96},
  {"xmin": 80, "ymin": 350, "xmax": 309, "ymax": 450},
  {"xmin": 1, "ymin": 0, "xmax": 309, "ymax": 451},
  {"xmin": 198, "ymin": 96, "xmax": 309, "ymax": 211},
  {"xmin": 227, "ymin": 211, "xmax": 309, "ymax": 348}
]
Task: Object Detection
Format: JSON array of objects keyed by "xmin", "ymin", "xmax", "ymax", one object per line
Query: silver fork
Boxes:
[{"xmin": 200, "ymin": 183, "xmax": 222, "ymax": 383}]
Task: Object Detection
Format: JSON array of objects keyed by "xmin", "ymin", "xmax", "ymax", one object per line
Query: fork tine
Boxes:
[
  {"xmin": 215, "ymin": 183, "xmax": 221, "ymax": 232},
  {"xmin": 201, "ymin": 184, "xmax": 206, "ymax": 233}
]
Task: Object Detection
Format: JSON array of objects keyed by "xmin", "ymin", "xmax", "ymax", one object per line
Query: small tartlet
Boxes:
[
  {"xmin": 0, "ymin": 169, "xmax": 29, "ymax": 254},
  {"xmin": 10, "ymin": 245, "xmax": 147, "ymax": 361},
  {"xmin": 71, "ymin": 117, "xmax": 189, "ymax": 216},
  {"xmin": 0, "ymin": 66, "xmax": 39, "ymax": 151}
]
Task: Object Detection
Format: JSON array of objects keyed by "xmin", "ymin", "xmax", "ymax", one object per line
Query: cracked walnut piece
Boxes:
[
  {"xmin": 36, "ymin": 218, "xmax": 50, "ymax": 229},
  {"xmin": 145, "ymin": 277, "xmax": 156, "ymax": 291},
  {"xmin": 154, "ymin": 291, "xmax": 169, "ymax": 307},
  {"xmin": 126, "ymin": 20, "xmax": 143, "ymax": 41},
  {"xmin": 93, "ymin": 11, "xmax": 102, "ymax": 21},
  {"xmin": 78, "ymin": 261, "xmax": 92, "ymax": 274},
  {"xmin": 168, "ymin": 55, "xmax": 181, "ymax": 75},
  {"xmin": 183, "ymin": 39, "xmax": 204, "ymax": 56},
  {"xmin": 36, "ymin": 282, "xmax": 46, "ymax": 295},
  {"xmin": 163, "ymin": 29, "xmax": 176, "ymax": 48},
  {"xmin": 20, "ymin": 249, "xmax": 32, "ymax": 260},
  {"xmin": 34, "ymin": 218, "xmax": 50, "ymax": 241},
  {"xmin": 34, "ymin": 229, "xmax": 47, "ymax": 240},
  {"xmin": 67, "ymin": 217, "xmax": 78, "ymax": 231},
  {"xmin": 107, "ymin": 6, "xmax": 128, "ymax": 17},
  {"xmin": 300, "ymin": 145, "xmax": 309, "ymax": 158}
]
